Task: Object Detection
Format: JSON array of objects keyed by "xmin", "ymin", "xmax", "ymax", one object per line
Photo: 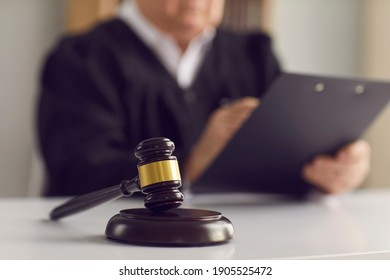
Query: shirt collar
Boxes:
[
  {"xmin": 117, "ymin": 0, "xmax": 216, "ymax": 54},
  {"xmin": 117, "ymin": 0, "xmax": 216, "ymax": 89}
]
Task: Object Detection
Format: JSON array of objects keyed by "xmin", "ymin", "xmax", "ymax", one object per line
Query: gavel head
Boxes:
[{"xmin": 134, "ymin": 137, "xmax": 184, "ymax": 212}]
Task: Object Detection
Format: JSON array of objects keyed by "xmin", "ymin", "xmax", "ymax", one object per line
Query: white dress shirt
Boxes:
[{"xmin": 118, "ymin": 0, "xmax": 216, "ymax": 89}]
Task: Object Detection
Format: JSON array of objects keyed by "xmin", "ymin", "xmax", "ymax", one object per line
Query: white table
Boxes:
[{"xmin": 1, "ymin": 189, "xmax": 390, "ymax": 259}]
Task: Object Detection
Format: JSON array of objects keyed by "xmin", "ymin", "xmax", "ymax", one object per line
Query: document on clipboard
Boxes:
[{"xmin": 192, "ymin": 72, "xmax": 390, "ymax": 195}]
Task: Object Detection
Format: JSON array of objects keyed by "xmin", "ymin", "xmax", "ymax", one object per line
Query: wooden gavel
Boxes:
[{"xmin": 50, "ymin": 137, "xmax": 184, "ymax": 220}]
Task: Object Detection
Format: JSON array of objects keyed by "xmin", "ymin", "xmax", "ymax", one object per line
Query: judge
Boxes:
[{"xmin": 38, "ymin": 0, "xmax": 370, "ymax": 196}]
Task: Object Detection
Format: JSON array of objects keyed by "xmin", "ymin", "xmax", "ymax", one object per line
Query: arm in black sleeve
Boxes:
[
  {"xmin": 38, "ymin": 36, "xmax": 136, "ymax": 196},
  {"xmin": 247, "ymin": 32, "xmax": 282, "ymax": 95}
]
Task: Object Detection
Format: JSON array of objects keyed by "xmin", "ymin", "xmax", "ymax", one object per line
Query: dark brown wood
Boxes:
[
  {"xmin": 105, "ymin": 208, "xmax": 235, "ymax": 246},
  {"xmin": 135, "ymin": 138, "xmax": 184, "ymax": 211},
  {"xmin": 49, "ymin": 137, "xmax": 184, "ymax": 219}
]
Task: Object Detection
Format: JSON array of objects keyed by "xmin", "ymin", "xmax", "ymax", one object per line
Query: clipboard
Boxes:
[{"xmin": 192, "ymin": 72, "xmax": 390, "ymax": 195}]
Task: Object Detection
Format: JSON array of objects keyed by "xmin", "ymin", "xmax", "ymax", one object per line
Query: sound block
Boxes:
[{"xmin": 105, "ymin": 208, "xmax": 235, "ymax": 246}]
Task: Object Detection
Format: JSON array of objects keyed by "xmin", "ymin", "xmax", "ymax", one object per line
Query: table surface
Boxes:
[{"xmin": 1, "ymin": 189, "xmax": 390, "ymax": 260}]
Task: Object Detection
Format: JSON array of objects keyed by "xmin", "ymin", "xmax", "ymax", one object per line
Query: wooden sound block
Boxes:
[{"xmin": 105, "ymin": 208, "xmax": 235, "ymax": 246}]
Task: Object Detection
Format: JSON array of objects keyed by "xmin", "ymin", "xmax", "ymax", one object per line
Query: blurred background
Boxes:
[{"xmin": 0, "ymin": 0, "xmax": 389, "ymax": 197}]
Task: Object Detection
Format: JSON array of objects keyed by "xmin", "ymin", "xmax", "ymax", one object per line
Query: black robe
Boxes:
[{"xmin": 38, "ymin": 19, "xmax": 281, "ymax": 196}]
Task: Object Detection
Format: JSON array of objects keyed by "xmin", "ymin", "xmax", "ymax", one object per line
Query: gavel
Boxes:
[
  {"xmin": 49, "ymin": 137, "xmax": 234, "ymax": 246},
  {"xmin": 50, "ymin": 137, "xmax": 184, "ymax": 220}
]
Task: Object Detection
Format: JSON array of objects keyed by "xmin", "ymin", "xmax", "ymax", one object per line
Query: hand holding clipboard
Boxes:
[{"xmin": 192, "ymin": 72, "xmax": 390, "ymax": 195}]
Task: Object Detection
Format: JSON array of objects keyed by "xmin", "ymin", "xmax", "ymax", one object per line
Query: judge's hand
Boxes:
[
  {"xmin": 185, "ymin": 97, "xmax": 260, "ymax": 183},
  {"xmin": 302, "ymin": 140, "xmax": 371, "ymax": 194}
]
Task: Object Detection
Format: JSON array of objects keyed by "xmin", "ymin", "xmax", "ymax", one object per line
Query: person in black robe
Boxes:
[{"xmin": 38, "ymin": 0, "xmax": 370, "ymax": 196}]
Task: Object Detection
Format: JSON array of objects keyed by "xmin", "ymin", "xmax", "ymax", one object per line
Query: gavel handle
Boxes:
[{"xmin": 49, "ymin": 177, "xmax": 140, "ymax": 220}]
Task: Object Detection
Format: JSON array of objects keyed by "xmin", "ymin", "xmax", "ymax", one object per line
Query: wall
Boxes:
[
  {"xmin": 270, "ymin": 0, "xmax": 362, "ymax": 77},
  {"xmin": 0, "ymin": 0, "xmax": 65, "ymax": 196},
  {"xmin": 361, "ymin": 0, "xmax": 390, "ymax": 188}
]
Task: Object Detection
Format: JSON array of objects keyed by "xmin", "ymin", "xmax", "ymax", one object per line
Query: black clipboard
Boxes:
[{"xmin": 192, "ymin": 72, "xmax": 390, "ymax": 195}]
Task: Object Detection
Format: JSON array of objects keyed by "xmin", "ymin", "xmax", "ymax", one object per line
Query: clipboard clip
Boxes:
[{"xmin": 314, "ymin": 82, "xmax": 365, "ymax": 95}]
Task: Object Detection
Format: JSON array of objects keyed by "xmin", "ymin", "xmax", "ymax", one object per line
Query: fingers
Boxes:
[
  {"xmin": 228, "ymin": 96, "xmax": 261, "ymax": 110},
  {"xmin": 218, "ymin": 97, "xmax": 260, "ymax": 132},
  {"xmin": 224, "ymin": 97, "xmax": 260, "ymax": 117},
  {"xmin": 337, "ymin": 139, "xmax": 371, "ymax": 163},
  {"xmin": 303, "ymin": 141, "xmax": 371, "ymax": 194},
  {"xmin": 303, "ymin": 157, "xmax": 360, "ymax": 193}
]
